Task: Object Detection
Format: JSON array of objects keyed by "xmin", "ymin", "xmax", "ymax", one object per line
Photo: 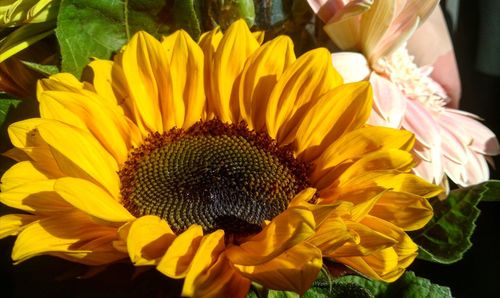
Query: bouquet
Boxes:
[{"xmin": 0, "ymin": 1, "xmax": 499, "ymax": 297}]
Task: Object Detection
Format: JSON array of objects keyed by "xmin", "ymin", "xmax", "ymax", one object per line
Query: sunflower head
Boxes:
[{"xmin": 0, "ymin": 19, "xmax": 440, "ymax": 297}]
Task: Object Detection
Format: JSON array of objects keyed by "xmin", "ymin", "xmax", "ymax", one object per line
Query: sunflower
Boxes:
[{"xmin": 0, "ymin": 20, "xmax": 440, "ymax": 297}]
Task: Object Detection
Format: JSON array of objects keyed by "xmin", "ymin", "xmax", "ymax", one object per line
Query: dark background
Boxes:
[{"xmin": 1, "ymin": 1, "xmax": 500, "ymax": 297}]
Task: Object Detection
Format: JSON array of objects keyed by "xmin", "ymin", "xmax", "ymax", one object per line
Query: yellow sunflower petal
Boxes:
[
  {"xmin": 331, "ymin": 221, "xmax": 398, "ymax": 257},
  {"xmin": 312, "ymin": 126, "xmax": 415, "ymax": 184},
  {"xmin": 225, "ymin": 208, "xmax": 315, "ymax": 266},
  {"xmin": 37, "ymin": 121, "xmax": 120, "ymax": 198},
  {"xmin": 343, "ymin": 188, "xmax": 388, "ymax": 222},
  {"xmin": 0, "ymin": 160, "xmax": 49, "ymax": 192},
  {"xmin": 157, "ymin": 224, "xmax": 203, "ymax": 278},
  {"xmin": 39, "ymin": 90, "xmax": 138, "ymax": 164},
  {"xmin": 212, "ymin": 19, "xmax": 259, "ymax": 122},
  {"xmin": 54, "ymin": 177, "xmax": 134, "ymax": 223},
  {"xmin": 252, "ymin": 31, "xmax": 265, "ymax": 44},
  {"xmin": 339, "ymin": 149, "xmax": 415, "ymax": 182},
  {"xmin": 370, "ymin": 191, "xmax": 433, "ymax": 231},
  {"xmin": 336, "ymin": 248, "xmax": 402, "ymax": 282},
  {"xmin": 87, "ymin": 59, "xmax": 128, "ymax": 111},
  {"xmin": 308, "ymin": 216, "xmax": 351, "ymax": 255},
  {"xmin": 266, "ymin": 48, "xmax": 342, "ymax": 142},
  {"xmin": 161, "ymin": 30, "xmax": 205, "ymax": 129},
  {"xmin": 182, "ymin": 230, "xmax": 226, "ymax": 297},
  {"xmin": 294, "ymin": 82, "xmax": 372, "ymax": 158},
  {"xmin": 120, "ymin": 31, "xmax": 170, "ymax": 134},
  {"xmin": 7, "ymin": 119, "xmax": 64, "ymax": 177},
  {"xmin": 339, "ymin": 171, "xmax": 442, "ymax": 198},
  {"xmin": 126, "ymin": 215, "xmax": 175, "ymax": 266},
  {"xmin": 189, "ymin": 254, "xmax": 251, "ymax": 298},
  {"xmin": 361, "ymin": 215, "xmax": 419, "ymax": 259},
  {"xmin": 0, "ymin": 214, "xmax": 37, "ymax": 239},
  {"xmin": 233, "ymin": 242, "xmax": 322, "ymax": 295},
  {"xmin": 12, "ymin": 212, "xmax": 122, "ymax": 265},
  {"xmin": 0, "ymin": 180, "xmax": 72, "ymax": 214},
  {"xmin": 37, "ymin": 73, "xmax": 88, "ymax": 95},
  {"xmin": 239, "ymin": 35, "xmax": 295, "ymax": 130},
  {"xmin": 199, "ymin": 27, "xmax": 223, "ymax": 119}
]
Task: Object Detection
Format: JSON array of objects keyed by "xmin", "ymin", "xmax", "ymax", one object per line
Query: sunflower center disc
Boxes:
[{"xmin": 119, "ymin": 120, "xmax": 309, "ymax": 235}]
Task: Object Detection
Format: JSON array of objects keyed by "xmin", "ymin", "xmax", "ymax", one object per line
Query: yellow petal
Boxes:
[
  {"xmin": 86, "ymin": 59, "xmax": 128, "ymax": 112},
  {"xmin": 233, "ymin": 242, "xmax": 322, "ymax": 295},
  {"xmin": 370, "ymin": 191, "xmax": 433, "ymax": 231},
  {"xmin": 0, "ymin": 214, "xmax": 37, "ymax": 239},
  {"xmin": 318, "ymin": 149, "xmax": 416, "ymax": 194},
  {"xmin": 189, "ymin": 254, "xmax": 251, "ymax": 298},
  {"xmin": 12, "ymin": 212, "xmax": 123, "ymax": 265},
  {"xmin": 339, "ymin": 171, "xmax": 442, "ymax": 198},
  {"xmin": 126, "ymin": 215, "xmax": 175, "ymax": 266},
  {"xmin": 266, "ymin": 48, "xmax": 342, "ymax": 142},
  {"xmin": 1, "ymin": 161, "xmax": 49, "ymax": 192},
  {"xmin": 239, "ymin": 35, "xmax": 295, "ymax": 130},
  {"xmin": 0, "ymin": 180, "xmax": 72, "ymax": 214},
  {"xmin": 330, "ymin": 187, "xmax": 387, "ymax": 221},
  {"xmin": 335, "ymin": 248, "xmax": 402, "ymax": 282},
  {"xmin": 120, "ymin": 31, "xmax": 169, "ymax": 134},
  {"xmin": 182, "ymin": 230, "xmax": 225, "ymax": 297},
  {"xmin": 312, "ymin": 126, "xmax": 415, "ymax": 184},
  {"xmin": 37, "ymin": 72, "xmax": 88, "ymax": 95},
  {"xmin": 37, "ymin": 121, "xmax": 120, "ymax": 198},
  {"xmin": 212, "ymin": 19, "xmax": 259, "ymax": 122},
  {"xmin": 308, "ymin": 216, "xmax": 351, "ymax": 255},
  {"xmin": 225, "ymin": 208, "xmax": 315, "ymax": 266},
  {"xmin": 157, "ymin": 224, "xmax": 203, "ymax": 278},
  {"xmin": 252, "ymin": 31, "xmax": 265, "ymax": 44},
  {"xmin": 199, "ymin": 27, "xmax": 223, "ymax": 118},
  {"xmin": 330, "ymin": 220, "xmax": 398, "ymax": 257},
  {"xmin": 39, "ymin": 90, "xmax": 138, "ymax": 165},
  {"xmin": 7, "ymin": 118, "xmax": 64, "ymax": 177},
  {"xmin": 54, "ymin": 177, "xmax": 134, "ymax": 223},
  {"xmin": 295, "ymin": 82, "xmax": 372, "ymax": 159},
  {"xmin": 161, "ymin": 30, "xmax": 206, "ymax": 129}
]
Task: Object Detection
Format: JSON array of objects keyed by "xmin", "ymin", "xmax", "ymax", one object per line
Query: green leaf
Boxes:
[
  {"xmin": 21, "ymin": 61, "xmax": 59, "ymax": 76},
  {"xmin": 476, "ymin": 180, "xmax": 500, "ymax": 202},
  {"xmin": 56, "ymin": 0, "xmax": 173, "ymax": 78},
  {"xmin": 337, "ymin": 272, "xmax": 452, "ymax": 298},
  {"xmin": 0, "ymin": 98, "xmax": 22, "ymax": 128},
  {"xmin": 410, "ymin": 180, "xmax": 500, "ymax": 264}
]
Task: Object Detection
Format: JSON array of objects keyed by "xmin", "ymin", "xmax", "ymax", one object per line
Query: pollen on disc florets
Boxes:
[{"xmin": 119, "ymin": 119, "xmax": 311, "ymax": 236}]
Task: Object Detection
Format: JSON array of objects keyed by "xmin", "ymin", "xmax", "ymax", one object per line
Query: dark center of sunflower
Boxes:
[{"xmin": 119, "ymin": 120, "xmax": 310, "ymax": 235}]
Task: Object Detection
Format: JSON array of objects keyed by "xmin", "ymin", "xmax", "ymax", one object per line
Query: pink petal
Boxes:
[
  {"xmin": 308, "ymin": 0, "xmax": 345, "ymax": 23},
  {"xmin": 401, "ymin": 98, "xmax": 440, "ymax": 149},
  {"xmin": 331, "ymin": 52, "xmax": 371, "ymax": 83},
  {"xmin": 443, "ymin": 149, "xmax": 490, "ymax": 186},
  {"xmin": 412, "ymin": 140, "xmax": 444, "ymax": 184},
  {"xmin": 369, "ymin": 72, "xmax": 407, "ymax": 128},
  {"xmin": 367, "ymin": 110, "xmax": 389, "ymax": 127},
  {"xmin": 437, "ymin": 118, "xmax": 469, "ymax": 164},
  {"xmin": 407, "ymin": 6, "xmax": 461, "ymax": 107},
  {"xmin": 441, "ymin": 109, "xmax": 500, "ymax": 155},
  {"xmin": 413, "ymin": 157, "xmax": 439, "ymax": 183},
  {"xmin": 372, "ymin": 0, "xmax": 439, "ymax": 61},
  {"xmin": 430, "ymin": 51, "xmax": 461, "ymax": 107},
  {"xmin": 442, "ymin": 157, "xmax": 467, "ymax": 186}
]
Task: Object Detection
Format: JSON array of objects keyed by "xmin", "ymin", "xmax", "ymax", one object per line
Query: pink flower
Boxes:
[{"xmin": 309, "ymin": 0, "xmax": 500, "ymax": 188}]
